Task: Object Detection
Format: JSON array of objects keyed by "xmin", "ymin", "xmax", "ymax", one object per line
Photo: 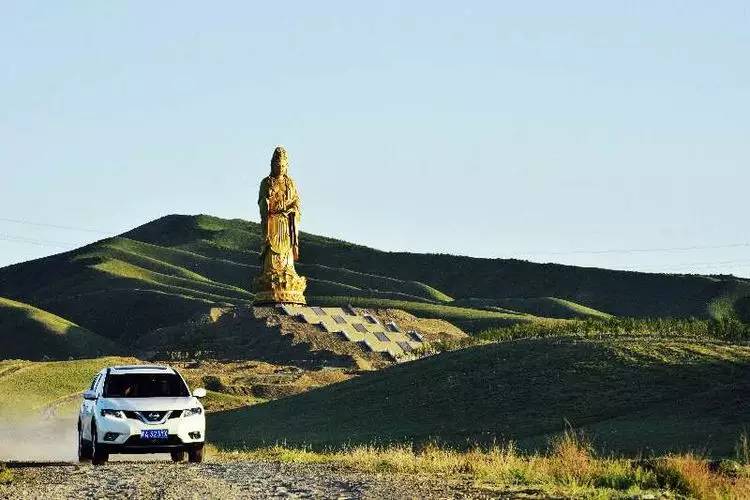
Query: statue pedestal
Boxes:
[{"xmin": 253, "ymin": 271, "xmax": 307, "ymax": 305}]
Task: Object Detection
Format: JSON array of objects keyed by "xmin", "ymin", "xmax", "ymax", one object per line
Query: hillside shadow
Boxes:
[
  {"xmin": 0, "ymin": 303, "xmax": 117, "ymax": 360},
  {"xmin": 139, "ymin": 308, "xmax": 357, "ymax": 370},
  {"xmin": 206, "ymin": 338, "xmax": 750, "ymax": 457}
]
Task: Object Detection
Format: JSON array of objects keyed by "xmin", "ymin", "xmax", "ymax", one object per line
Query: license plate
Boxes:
[{"xmin": 141, "ymin": 429, "xmax": 168, "ymax": 440}]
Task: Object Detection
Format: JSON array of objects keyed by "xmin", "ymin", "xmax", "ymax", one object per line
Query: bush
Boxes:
[{"xmin": 0, "ymin": 464, "xmax": 13, "ymax": 485}]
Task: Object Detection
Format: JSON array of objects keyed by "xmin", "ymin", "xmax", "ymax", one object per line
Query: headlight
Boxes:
[
  {"xmin": 184, "ymin": 407, "xmax": 203, "ymax": 417},
  {"xmin": 100, "ymin": 409, "xmax": 125, "ymax": 418}
]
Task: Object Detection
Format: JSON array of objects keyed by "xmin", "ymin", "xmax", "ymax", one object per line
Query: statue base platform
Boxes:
[
  {"xmin": 253, "ymin": 273, "xmax": 307, "ymax": 305},
  {"xmin": 253, "ymin": 290, "xmax": 306, "ymax": 305}
]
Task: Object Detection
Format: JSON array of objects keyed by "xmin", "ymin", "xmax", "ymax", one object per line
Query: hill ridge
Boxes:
[{"xmin": 0, "ymin": 213, "xmax": 748, "ymax": 359}]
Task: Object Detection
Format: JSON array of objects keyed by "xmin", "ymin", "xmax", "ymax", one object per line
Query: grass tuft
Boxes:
[
  {"xmin": 737, "ymin": 430, "xmax": 750, "ymax": 465},
  {"xmin": 0, "ymin": 464, "xmax": 13, "ymax": 485}
]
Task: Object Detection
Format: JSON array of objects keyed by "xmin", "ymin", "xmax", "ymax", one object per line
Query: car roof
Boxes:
[{"xmin": 107, "ymin": 365, "xmax": 176, "ymax": 375}]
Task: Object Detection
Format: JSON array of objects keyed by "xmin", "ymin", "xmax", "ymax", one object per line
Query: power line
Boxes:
[
  {"xmin": 1, "ymin": 232, "xmax": 748, "ymax": 277},
  {"xmin": 0, "ymin": 217, "xmax": 748, "ymax": 275},
  {"xmin": 0, "ymin": 233, "xmax": 77, "ymax": 248},
  {"xmin": 661, "ymin": 258, "xmax": 750, "ymax": 269},
  {"xmin": 517, "ymin": 242, "xmax": 750, "ymax": 256},
  {"xmin": 2, "ymin": 216, "xmax": 748, "ymax": 258},
  {"xmin": 0, "ymin": 218, "xmax": 108, "ymax": 234}
]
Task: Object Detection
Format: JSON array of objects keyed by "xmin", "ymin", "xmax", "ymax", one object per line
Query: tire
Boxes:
[
  {"xmin": 170, "ymin": 450, "xmax": 185, "ymax": 462},
  {"xmin": 90, "ymin": 421, "xmax": 109, "ymax": 466},
  {"xmin": 187, "ymin": 445, "xmax": 204, "ymax": 463},
  {"xmin": 78, "ymin": 421, "xmax": 93, "ymax": 461}
]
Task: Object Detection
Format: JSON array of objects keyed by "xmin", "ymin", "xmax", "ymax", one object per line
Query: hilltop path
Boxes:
[{"xmin": 0, "ymin": 461, "xmax": 507, "ymax": 499}]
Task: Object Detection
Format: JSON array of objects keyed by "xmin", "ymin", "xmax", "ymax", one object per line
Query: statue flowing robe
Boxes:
[
  {"xmin": 259, "ymin": 174, "xmax": 300, "ymax": 273},
  {"xmin": 255, "ymin": 172, "xmax": 306, "ymax": 304}
]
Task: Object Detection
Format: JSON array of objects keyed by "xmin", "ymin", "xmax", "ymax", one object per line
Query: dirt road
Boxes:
[{"xmin": 0, "ymin": 461, "xmax": 517, "ymax": 499}]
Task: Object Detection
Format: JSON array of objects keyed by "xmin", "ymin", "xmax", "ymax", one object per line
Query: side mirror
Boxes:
[
  {"xmin": 193, "ymin": 388, "xmax": 207, "ymax": 398},
  {"xmin": 83, "ymin": 390, "xmax": 98, "ymax": 401}
]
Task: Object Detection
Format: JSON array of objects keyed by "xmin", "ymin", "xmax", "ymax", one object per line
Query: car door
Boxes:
[{"xmin": 80, "ymin": 372, "xmax": 102, "ymax": 439}]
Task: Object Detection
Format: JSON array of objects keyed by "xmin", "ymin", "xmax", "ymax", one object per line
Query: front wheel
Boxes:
[
  {"xmin": 170, "ymin": 450, "xmax": 185, "ymax": 462},
  {"xmin": 77, "ymin": 422, "xmax": 93, "ymax": 461},
  {"xmin": 90, "ymin": 422, "xmax": 109, "ymax": 466},
  {"xmin": 187, "ymin": 445, "xmax": 203, "ymax": 463}
]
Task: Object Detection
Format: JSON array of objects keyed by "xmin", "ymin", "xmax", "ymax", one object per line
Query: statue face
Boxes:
[{"xmin": 271, "ymin": 147, "xmax": 289, "ymax": 176}]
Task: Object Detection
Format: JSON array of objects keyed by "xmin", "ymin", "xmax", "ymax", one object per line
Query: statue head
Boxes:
[{"xmin": 270, "ymin": 146, "xmax": 289, "ymax": 177}]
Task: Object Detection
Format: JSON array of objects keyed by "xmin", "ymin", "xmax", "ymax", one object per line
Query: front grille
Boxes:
[
  {"xmin": 141, "ymin": 410, "xmax": 168, "ymax": 422},
  {"xmin": 124, "ymin": 434, "xmax": 183, "ymax": 446},
  {"xmin": 123, "ymin": 410, "xmax": 179, "ymax": 422}
]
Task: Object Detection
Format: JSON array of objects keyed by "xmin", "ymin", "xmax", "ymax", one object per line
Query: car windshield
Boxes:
[{"xmin": 103, "ymin": 373, "xmax": 189, "ymax": 398}]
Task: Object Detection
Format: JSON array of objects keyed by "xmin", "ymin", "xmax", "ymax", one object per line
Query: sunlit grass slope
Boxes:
[
  {"xmin": 452, "ymin": 297, "xmax": 612, "ymax": 320},
  {"xmin": 0, "ymin": 356, "xmax": 133, "ymax": 418},
  {"xmin": 0, "ymin": 297, "xmax": 119, "ymax": 360},
  {"xmin": 310, "ymin": 295, "xmax": 554, "ymax": 331},
  {"xmin": 0, "ymin": 357, "xmax": 249, "ymax": 419},
  {"xmin": 209, "ymin": 335, "xmax": 750, "ymax": 456}
]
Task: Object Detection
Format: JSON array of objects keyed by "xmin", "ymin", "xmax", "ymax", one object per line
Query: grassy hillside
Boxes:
[
  {"xmin": 0, "ymin": 298, "xmax": 119, "ymax": 360},
  {"xmin": 0, "ymin": 213, "xmax": 748, "ymax": 357},
  {"xmin": 208, "ymin": 335, "xmax": 750, "ymax": 456},
  {"xmin": 452, "ymin": 296, "xmax": 612, "ymax": 320},
  {"xmin": 122, "ymin": 214, "xmax": 750, "ymax": 319},
  {"xmin": 0, "ymin": 357, "xmax": 134, "ymax": 418},
  {"xmin": 0, "ymin": 357, "xmax": 253, "ymax": 419}
]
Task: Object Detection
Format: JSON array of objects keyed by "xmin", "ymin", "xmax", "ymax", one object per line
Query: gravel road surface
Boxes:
[{"xmin": 0, "ymin": 460, "xmax": 529, "ymax": 499}]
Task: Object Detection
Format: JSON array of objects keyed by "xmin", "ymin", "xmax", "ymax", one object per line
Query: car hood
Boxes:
[{"xmin": 98, "ymin": 397, "xmax": 201, "ymax": 411}]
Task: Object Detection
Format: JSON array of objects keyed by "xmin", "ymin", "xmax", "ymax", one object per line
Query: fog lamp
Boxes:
[{"xmin": 103, "ymin": 432, "xmax": 120, "ymax": 442}]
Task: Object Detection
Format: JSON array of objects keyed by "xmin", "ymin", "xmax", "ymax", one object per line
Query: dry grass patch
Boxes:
[
  {"xmin": 208, "ymin": 431, "xmax": 750, "ymax": 499},
  {"xmin": 649, "ymin": 455, "xmax": 750, "ymax": 499}
]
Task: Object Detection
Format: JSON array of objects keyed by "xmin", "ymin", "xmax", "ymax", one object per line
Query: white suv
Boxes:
[{"xmin": 78, "ymin": 365, "xmax": 206, "ymax": 465}]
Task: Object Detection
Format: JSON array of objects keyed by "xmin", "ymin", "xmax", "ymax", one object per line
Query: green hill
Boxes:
[
  {"xmin": 0, "ymin": 357, "xmax": 249, "ymax": 419},
  {"xmin": 0, "ymin": 213, "xmax": 748, "ymax": 357},
  {"xmin": 208, "ymin": 335, "xmax": 750, "ymax": 456},
  {"xmin": 0, "ymin": 297, "xmax": 119, "ymax": 360},
  {"xmin": 120, "ymin": 214, "xmax": 750, "ymax": 319},
  {"xmin": 452, "ymin": 296, "xmax": 612, "ymax": 319},
  {"xmin": 0, "ymin": 356, "xmax": 132, "ymax": 418}
]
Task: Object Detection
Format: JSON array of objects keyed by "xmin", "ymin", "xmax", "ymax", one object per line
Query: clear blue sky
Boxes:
[{"xmin": 1, "ymin": 1, "xmax": 748, "ymax": 276}]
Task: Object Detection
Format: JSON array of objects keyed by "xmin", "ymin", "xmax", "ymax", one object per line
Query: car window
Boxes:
[
  {"xmin": 103, "ymin": 373, "xmax": 189, "ymax": 398},
  {"xmin": 89, "ymin": 374, "xmax": 100, "ymax": 391}
]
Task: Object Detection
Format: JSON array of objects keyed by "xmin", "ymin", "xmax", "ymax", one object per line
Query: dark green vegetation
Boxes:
[
  {"xmin": 209, "ymin": 335, "xmax": 750, "ymax": 456},
  {"xmin": 478, "ymin": 316, "xmax": 750, "ymax": 343},
  {"xmin": 0, "ymin": 214, "xmax": 748, "ymax": 359}
]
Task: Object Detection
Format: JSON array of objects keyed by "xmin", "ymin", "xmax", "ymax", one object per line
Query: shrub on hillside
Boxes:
[{"xmin": 478, "ymin": 316, "xmax": 750, "ymax": 343}]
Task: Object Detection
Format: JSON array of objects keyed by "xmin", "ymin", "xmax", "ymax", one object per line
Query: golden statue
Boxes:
[{"xmin": 253, "ymin": 146, "xmax": 307, "ymax": 304}]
